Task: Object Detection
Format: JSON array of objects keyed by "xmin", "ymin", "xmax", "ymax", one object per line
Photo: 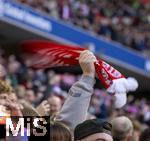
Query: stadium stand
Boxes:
[
  {"xmin": 0, "ymin": 0, "xmax": 150, "ymax": 141},
  {"xmin": 16, "ymin": 0, "xmax": 150, "ymax": 54}
]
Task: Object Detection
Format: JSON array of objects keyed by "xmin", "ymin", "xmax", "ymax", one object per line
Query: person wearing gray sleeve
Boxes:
[{"xmin": 55, "ymin": 50, "xmax": 97, "ymax": 130}]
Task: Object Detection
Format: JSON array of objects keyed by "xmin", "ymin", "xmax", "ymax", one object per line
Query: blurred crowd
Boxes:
[
  {"xmin": 15, "ymin": 0, "xmax": 150, "ymax": 55},
  {"xmin": 0, "ymin": 46, "xmax": 150, "ymax": 140}
]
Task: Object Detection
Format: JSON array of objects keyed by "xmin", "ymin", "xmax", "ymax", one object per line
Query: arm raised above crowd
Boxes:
[{"xmin": 55, "ymin": 51, "xmax": 96, "ymax": 129}]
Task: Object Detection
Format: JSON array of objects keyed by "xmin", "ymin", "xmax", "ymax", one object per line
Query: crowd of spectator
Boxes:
[
  {"xmin": 15, "ymin": 0, "xmax": 150, "ymax": 55},
  {"xmin": 0, "ymin": 46, "xmax": 150, "ymax": 140}
]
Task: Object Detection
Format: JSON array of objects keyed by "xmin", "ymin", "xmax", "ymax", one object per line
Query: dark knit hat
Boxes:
[{"xmin": 74, "ymin": 119, "xmax": 112, "ymax": 140}]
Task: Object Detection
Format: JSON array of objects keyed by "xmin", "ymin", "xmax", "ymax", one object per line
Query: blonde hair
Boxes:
[{"xmin": 0, "ymin": 80, "xmax": 14, "ymax": 94}]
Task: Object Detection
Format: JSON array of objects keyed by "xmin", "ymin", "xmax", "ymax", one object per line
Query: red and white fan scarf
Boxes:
[{"xmin": 21, "ymin": 40, "xmax": 138, "ymax": 108}]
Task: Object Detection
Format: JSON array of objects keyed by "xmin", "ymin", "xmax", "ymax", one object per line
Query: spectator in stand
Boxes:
[
  {"xmin": 111, "ymin": 116, "xmax": 133, "ymax": 141},
  {"xmin": 0, "ymin": 45, "xmax": 150, "ymax": 140},
  {"xmin": 24, "ymin": 89, "xmax": 36, "ymax": 105},
  {"xmin": 50, "ymin": 121, "xmax": 71, "ymax": 141},
  {"xmin": 74, "ymin": 119, "xmax": 113, "ymax": 141},
  {"xmin": 15, "ymin": 85, "xmax": 26, "ymax": 100},
  {"xmin": 0, "ymin": 80, "xmax": 27, "ymax": 141},
  {"xmin": 15, "ymin": 0, "xmax": 150, "ymax": 55},
  {"xmin": 55, "ymin": 50, "xmax": 96, "ymax": 130},
  {"xmin": 48, "ymin": 95, "xmax": 62, "ymax": 117},
  {"xmin": 0, "ymin": 45, "xmax": 149, "ymax": 127},
  {"xmin": 50, "ymin": 50, "xmax": 97, "ymax": 141},
  {"xmin": 0, "ymin": 80, "xmax": 23, "ymax": 117},
  {"xmin": 139, "ymin": 127, "xmax": 150, "ymax": 141}
]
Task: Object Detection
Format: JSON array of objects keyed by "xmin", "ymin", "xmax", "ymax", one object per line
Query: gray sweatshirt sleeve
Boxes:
[{"xmin": 55, "ymin": 75, "xmax": 95, "ymax": 129}]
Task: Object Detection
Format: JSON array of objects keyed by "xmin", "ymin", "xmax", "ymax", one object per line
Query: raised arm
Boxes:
[{"xmin": 55, "ymin": 50, "xmax": 96, "ymax": 129}]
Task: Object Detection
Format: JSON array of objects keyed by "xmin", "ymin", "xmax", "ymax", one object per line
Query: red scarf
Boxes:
[{"xmin": 21, "ymin": 40, "xmax": 138, "ymax": 108}]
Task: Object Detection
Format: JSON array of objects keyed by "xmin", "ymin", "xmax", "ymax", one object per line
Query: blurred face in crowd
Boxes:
[
  {"xmin": 8, "ymin": 58, "xmax": 20, "ymax": 74},
  {"xmin": 15, "ymin": 85, "xmax": 26, "ymax": 99},
  {"xmin": 0, "ymin": 92, "xmax": 22, "ymax": 117},
  {"xmin": 48, "ymin": 95, "xmax": 62, "ymax": 115},
  {"xmin": 0, "ymin": 80, "xmax": 18, "ymax": 117},
  {"xmin": 78, "ymin": 133, "xmax": 113, "ymax": 141},
  {"xmin": 0, "ymin": 92, "xmax": 17, "ymax": 104},
  {"xmin": 25, "ymin": 90, "xmax": 35, "ymax": 104}
]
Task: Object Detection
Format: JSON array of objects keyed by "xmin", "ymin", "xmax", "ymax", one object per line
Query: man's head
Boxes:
[
  {"xmin": 111, "ymin": 116, "xmax": 133, "ymax": 141},
  {"xmin": 50, "ymin": 121, "xmax": 71, "ymax": 141},
  {"xmin": 15, "ymin": 85, "xmax": 26, "ymax": 99},
  {"xmin": 48, "ymin": 95, "xmax": 62, "ymax": 115},
  {"xmin": 74, "ymin": 119, "xmax": 113, "ymax": 141},
  {"xmin": 0, "ymin": 80, "xmax": 23, "ymax": 117},
  {"xmin": 24, "ymin": 89, "xmax": 35, "ymax": 104}
]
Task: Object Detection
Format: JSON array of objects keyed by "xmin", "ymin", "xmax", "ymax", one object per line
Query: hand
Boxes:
[
  {"xmin": 7, "ymin": 99, "xmax": 23, "ymax": 117},
  {"xmin": 79, "ymin": 50, "xmax": 97, "ymax": 78},
  {"xmin": 36, "ymin": 100, "xmax": 50, "ymax": 116},
  {"xmin": 0, "ymin": 94, "xmax": 23, "ymax": 117}
]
